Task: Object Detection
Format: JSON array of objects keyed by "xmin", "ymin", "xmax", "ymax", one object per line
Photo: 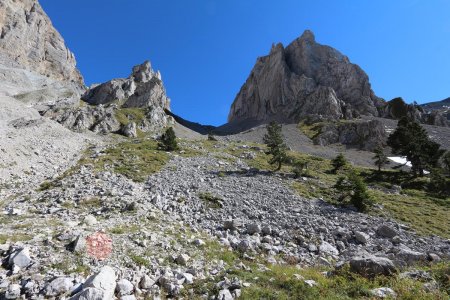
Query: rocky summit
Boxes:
[
  {"xmin": 228, "ymin": 30, "xmax": 384, "ymax": 126},
  {"xmin": 0, "ymin": 1, "xmax": 449, "ymax": 300},
  {"xmin": 55, "ymin": 61, "xmax": 173, "ymax": 135}
]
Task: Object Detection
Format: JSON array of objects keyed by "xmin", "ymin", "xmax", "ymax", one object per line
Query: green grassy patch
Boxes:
[
  {"xmin": 198, "ymin": 192, "xmax": 223, "ymax": 208},
  {"xmin": 37, "ymin": 180, "xmax": 59, "ymax": 192},
  {"xmin": 0, "ymin": 233, "xmax": 33, "ymax": 244},
  {"xmin": 298, "ymin": 120, "xmax": 326, "ymax": 139},
  {"xmin": 371, "ymin": 189, "xmax": 450, "ymax": 238},
  {"xmin": 109, "ymin": 224, "xmax": 140, "ymax": 235},
  {"xmin": 115, "ymin": 108, "xmax": 147, "ymax": 126},
  {"xmin": 90, "ymin": 139, "xmax": 169, "ymax": 182},
  {"xmin": 128, "ymin": 253, "xmax": 151, "ymax": 268}
]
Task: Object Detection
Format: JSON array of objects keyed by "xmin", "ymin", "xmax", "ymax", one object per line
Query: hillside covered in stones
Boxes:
[{"xmin": 0, "ymin": 0, "xmax": 449, "ymax": 299}]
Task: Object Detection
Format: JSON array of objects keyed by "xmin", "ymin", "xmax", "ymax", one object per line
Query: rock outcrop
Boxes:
[
  {"xmin": 0, "ymin": 0, "xmax": 83, "ymax": 85},
  {"xmin": 0, "ymin": 0, "xmax": 84, "ymax": 114},
  {"xmin": 310, "ymin": 119, "xmax": 387, "ymax": 151},
  {"xmin": 228, "ymin": 30, "xmax": 383, "ymax": 126},
  {"xmin": 56, "ymin": 61, "xmax": 173, "ymax": 134},
  {"xmin": 381, "ymin": 97, "xmax": 449, "ymax": 127}
]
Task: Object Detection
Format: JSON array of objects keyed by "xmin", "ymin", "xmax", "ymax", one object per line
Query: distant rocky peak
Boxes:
[{"xmin": 228, "ymin": 30, "xmax": 381, "ymax": 127}]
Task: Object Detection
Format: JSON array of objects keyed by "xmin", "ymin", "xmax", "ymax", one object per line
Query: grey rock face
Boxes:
[
  {"xmin": 60, "ymin": 61, "xmax": 173, "ymax": 135},
  {"xmin": 0, "ymin": 0, "xmax": 83, "ymax": 85},
  {"xmin": 55, "ymin": 105, "xmax": 121, "ymax": 134},
  {"xmin": 312, "ymin": 119, "xmax": 387, "ymax": 151},
  {"xmin": 82, "ymin": 61, "xmax": 170, "ymax": 111},
  {"xmin": 228, "ymin": 30, "xmax": 382, "ymax": 125}
]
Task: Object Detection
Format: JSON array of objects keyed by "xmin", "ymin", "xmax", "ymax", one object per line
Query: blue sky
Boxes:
[{"xmin": 40, "ymin": 0, "xmax": 450, "ymax": 126}]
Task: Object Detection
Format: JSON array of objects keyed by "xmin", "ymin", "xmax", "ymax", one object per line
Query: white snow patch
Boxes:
[
  {"xmin": 387, "ymin": 156, "xmax": 430, "ymax": 174},
  {"xmin": 388, "ymin": 156, "xmax": 411, "ymax": 167}
]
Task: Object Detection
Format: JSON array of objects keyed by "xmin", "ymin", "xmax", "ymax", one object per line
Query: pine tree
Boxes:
[
  {"xmin": 442, "ymin": 151, "xmax": 450, "ymax": 175},
  {"xmin": 387, "ymin": 117, "xmax": 444, "ymax": 176},
  {"xmin": 263, "ymin": 121, "xmax": 288, "ymax": 171},
  {"xmin": 331, "ymin": 153, "xmax": 348, "ymax": 173},
  {"xmin": 334, "ymin": 171, "xmax": 373, "ymax": 212},
  {"xmin": 159, "ymin": 127, "xmax": 178, "ymax": 151},
  {"xmin": 372, "ymin": 146, "xmax": 389, "ymax": 172}
]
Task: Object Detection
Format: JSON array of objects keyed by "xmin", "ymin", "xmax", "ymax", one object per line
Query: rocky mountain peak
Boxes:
[
  {"xmin": 56, "ymin": 60, "xmax": 172, "ymax": 135},
  {"xmin": 228, "ymin": 30, "xmax": 382, "ymax": 127}
]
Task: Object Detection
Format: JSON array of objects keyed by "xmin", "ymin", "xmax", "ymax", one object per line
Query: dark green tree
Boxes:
[
  {"xmin": 334, "ymin": 171, "xmax": 373, "ymax": 212},
  {"xmin": 428, "ymin": 168, "xmax": 449, "ymax": 197},
  {"xmin": 159, "ymin": 127, "xmax": 178, "ymax": 151},
  {"xmin": 263, "ymin": 121, "xmax": 288, "ymax": 171},
  {"xmin": 442, "ymin": 151, "xmax": 450, "ymax": 175},
  {"xmin": 387, "ymin": 117, "xmax": 444, "ymax": 176},
  {"xmin": 293, "ymin": 159, "xmax": 308, "ymax": 178},
  {"xmin": 207, "ymin": 133, "xmax": 217, "ymax": 141},
  {"xmin": 331, "ymin": 153, "xmax": 348, "ymax": 173},
  {"xmin": 372, "ymin": 146, "xmax": 389, "ymax": 172}
]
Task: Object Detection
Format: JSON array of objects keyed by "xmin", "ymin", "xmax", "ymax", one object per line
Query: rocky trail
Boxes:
[{"xmin": 1, "ymin": 139, "xmax": 449, "ymax": 299}]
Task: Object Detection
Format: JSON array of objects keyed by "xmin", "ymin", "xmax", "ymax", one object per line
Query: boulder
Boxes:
[
  {"xmin": 116, "ymin": 279, "xmax": 134, "ymax": 296},
  {"xmin": 70, "ymin": 266, "xmax": 116, "ymax": 300},
  {"xmin": 4, "ymin": 283, "xmax": 21, "ymax": 299},
  {"xmin": 376, "ymin": 225, "xmax": 397, "ymax": 239},
  {"xmin": 8, "ymin": 247, "xmax": 32, "ymax": 269},
  {"xmin": 217, "ymin": 289, "xmax": 233, "ymax": 300},
  {"xmin": 45, "ymin": 277, "xmax": 74, "ymax": 297},
  {"xmin": 139, "ymin": 275, "xmax": 156, "ymax": 290},
  {"xmin": 319, "ymin": 241, "xmax": 339, "ymax": 256},
  {"xmin": 395, "ymin": 247, "xmax": 427, "ymax": 266},
  {"xmin": 121, "ymin": 122, "xmax": 137, "ymax": 138},
  {"xmin": 175, "ymin": 254, "xmax": 190, "ymax": 266},
  {"xmin": 349, "ymin": 255, "xmax": 397, "ymax": 278},
  {"xmin": 354, "ymin": 231, "xmax": 370, "ymax": 244},
  {"xmin": 370, "ymin": 287, "xmax": 397, "ymax": 298},
  {"xmin": 246, "ymin": 223, "xmax": 261, "ymax": 235}
]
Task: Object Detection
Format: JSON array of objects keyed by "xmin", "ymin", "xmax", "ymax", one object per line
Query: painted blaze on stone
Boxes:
[{"xmin": 86, "ymin": 232, "xmax": 113, "ymax": 261}]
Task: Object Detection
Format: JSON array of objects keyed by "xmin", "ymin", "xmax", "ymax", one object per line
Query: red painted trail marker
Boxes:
[{"xmin": 86, "ymin": 231, "xmax": 113, "ymax": 261}]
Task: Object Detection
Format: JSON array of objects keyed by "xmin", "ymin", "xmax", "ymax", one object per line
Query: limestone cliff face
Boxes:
[
  {"xmin": 57, "ymin": 61, "xmax": 172, "ymax": 134},
  {"xmin": 228, "ymin": 30, "xmax": 382, "ymax": 124},
  {"xmin": 0, "ymin": 0, "xmax": 83, "ymax": 86}
]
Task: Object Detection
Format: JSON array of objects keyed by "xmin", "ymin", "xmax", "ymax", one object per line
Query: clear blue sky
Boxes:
[{"xmin": 40, "ymin": 0, "xmax": 450, "ymax": 126}]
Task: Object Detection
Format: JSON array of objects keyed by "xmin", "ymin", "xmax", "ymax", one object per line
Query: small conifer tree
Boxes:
[
  {"xmin": 334, "ymin": 171, "xmax": 373, "ymax": 212},
  {"xmin": 159, "ymin": 127, "xmax": 178, "ymax": 151},
  {"xmin": 373, "ymin": 146, "xmax": 389, "ymax": 172},
  {"xmin": 263, "ymin": 121, "xmax": 288, "ymax": 171},
  {"xmin": 331, "ymin": 153, "xmax": 348, "ymax": 173}
]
